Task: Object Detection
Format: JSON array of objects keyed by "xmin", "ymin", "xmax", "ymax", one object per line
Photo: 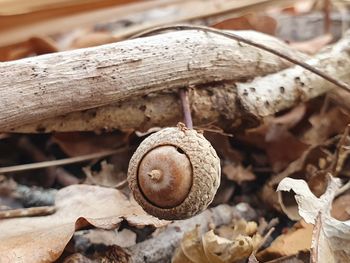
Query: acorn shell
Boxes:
[{"xmin": 127, "ymin": 125, "xmax": 221, "ymax": 220}]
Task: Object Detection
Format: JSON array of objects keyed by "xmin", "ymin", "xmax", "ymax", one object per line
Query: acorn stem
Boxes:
[
  {"xmin": 147, "ymin": 169, "xmax": 163, "ymax": 182},
  {"xmin": 179, "ymin": 88, "xmax": 193, "ymax": 129}
]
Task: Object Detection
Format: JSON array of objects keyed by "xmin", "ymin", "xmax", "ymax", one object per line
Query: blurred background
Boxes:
[{"xmin": 0, "ymin": 0, "xmax": 348, "ymax": 61}]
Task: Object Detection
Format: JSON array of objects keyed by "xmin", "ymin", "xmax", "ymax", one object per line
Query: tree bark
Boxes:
[{"xmin": 0, "ymin": 30, "xmax": 303, "ymax": 132}]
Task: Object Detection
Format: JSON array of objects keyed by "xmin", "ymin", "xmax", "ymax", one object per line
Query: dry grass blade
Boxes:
[{"xmin": 0, "ymin": 148, "xmax": 127, "ymax": 174}]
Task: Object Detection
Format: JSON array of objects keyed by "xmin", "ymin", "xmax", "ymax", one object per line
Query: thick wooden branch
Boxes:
[
  {"xmin": 236, "ymin": 32, "xmax": 350, "ymax": 117},
  {"xmin": 9, "ymin": 31, "xmax": 350, "ymax": 133},
  {"xmin": 0, "ymin": 30, "xmax": 303, "ymax": 131}
]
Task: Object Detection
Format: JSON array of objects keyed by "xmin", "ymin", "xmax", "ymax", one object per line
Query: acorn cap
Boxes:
[{"xmin": 127, "ymin": 124, "xmax": 221, "ymax": 220}]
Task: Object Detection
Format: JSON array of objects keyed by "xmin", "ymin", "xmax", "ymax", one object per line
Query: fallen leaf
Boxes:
[
  {"xmin": 289, "ymin": 34, "xmax": 333, "ymax": 55},
  {"xmin": 212, "ymin": 14, "xmax": 277, "ymax": 35},
  {"xmin": 180, "ymin": 226, "xmax": 210, "ymax": 263},
  {"xmin": 29, "ymin": 36, "xmax": 59, "ymax": 55},
  {"xmin": 172, "ymin": 247, "xmax": 193, "ymax": 263},
  {"xmin": 263, "ymin": 250, "xmax": 310, "ymax": 263},
  {"xmin": 205, "ymin": 132, "xmax": 242, "ymax": 162},
  {"xmin": 172, "ymin": 219, "xmax": 262, "ymax": 263},
  {"xmin": 222, "ymin": 163, "xmax": 256, "ymax": 185},
  {"xmin": 257, "ymin": 220, "xmax": 313, "ymax": 261},
  {"xmin": 216, "ymin": 219, "xmax": 258, "ymax": 240},
  {"xmin": 70, "ymin": 32, "xmax": 118, "ymax": 49},
  {"xmin": 83, "ymin": 161, "xmax": 124, "ymax": 188},
  {"xmin": 277, "ymin": 175, "xmax": 350, "ymax": 262},
  {"xmin": 248, "ymin": 254, "xmax": 260, "ymax": 263},
  {"xmin": 202, "ymin": 230, "xmax": 257, "ymax": 263},
  {"xmin": 52, "ymin": 132, "xmax": 128, "ymax": 157},
  {"xmin": 331, "ymin": 193, "xmax": 350, "ymax": 221},
  {"xmin": 261, "ymin": 141, "xmax": 335, "ymax": 216},
  {"xmin": 301, "ymin": 107, "xmax": 350, "ymax": 146},
  {"xmin": 76, "ymin": 228, "xmax": 137, "ymax": 247},
  {"xmin": 238, "ymin": 105, "xmax": 308, "ymax": 172},
  {"xmin": 0, "ymin": 185, "xmax": 167, "ymax": 263}
]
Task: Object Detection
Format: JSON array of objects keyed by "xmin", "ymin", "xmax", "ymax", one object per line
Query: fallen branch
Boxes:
[
  {"xmin": 1, "ymin": 30, "xmax": 304, "ymax": 132},
  {"xmin": 10, "ymin": 30, "xmax": 350, "ymax": 133},
  {"xmin": 132, "ymin": 25, "xmax": 350, "ymax": 92},
  {"xmin": 236, "ymin": 30, "xmax": 350, "ymax": 117}
]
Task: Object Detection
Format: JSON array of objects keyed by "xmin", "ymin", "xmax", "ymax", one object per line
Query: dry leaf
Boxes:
[
  {"xmin": 238, "ymin": 105, "xmax": 308, "ymax": 172},
  {"xmin": 301, "ymin": 107, "xmax": 350, "ymax": 146},
  {"xmin": 212, "ymin": 14, "xmax": 277, "ymax": 35},
  {"xmin": 83, "ymin": 160, "xmax": 123, "ymax": 187},
  {"xmin": 29, "ymin": 36, "xmax": 59, "ymax": 55},
  {"xmin": 205, "ymin": 133, "xmax": 242, "ymax": 162},
  {"xmin": 52, "ymin": 132, "xmax": 127, "ymax": 156},
  {"xmin": 277, "ymin": 176, "xmax": 350, "ymax": 262},
  {"xmin": 76, "ymin": 228, "xmax": 137, "ymax": 247},
  {"xmin": 222, "ymin": 163, "xmax": 256, "ymax": 185},
  {"xmin": 172, "ymin": 247, "xmax": 193, "ymax": 263},
  {"xmin": 70, "ymin": 32, "xmax": 118, "ymax": 49},
  {"xmin": 261, "ymin": 141, "xmax": 335, "ymax": 216},
  {"xmin": 257, "ymin": 220, "xmax": 313, "ymax": 261},
  {"xmin": 202, "ymin": 231, "xmax": 256, "ymax": 263},
  {"xmin": 0, "ymin": 185, "xmax": 167, "ymax": 263},
  {"xmin": 289, "ymin": 34, "xmax": 333, "ymax": 55},
  {"xmin": 180, "ymin": 226, "xmax": 210, "ymax": 263},
  {"xmin": 248, "ymin": 254, "xmax": 260, "ymax": 263},
  {"xmin": 331, "ymin": 193, "xmax": 350, "ymax": 221},
  {"xmin": 172, "ymin": 219, "xmax": 262, "ymax": 263},
  {"xmin": 263, "ymin": 251, "xmax": 310, "ymax": 263},
  {"xmin": 216, "ymin": 219, "xmax": 258, "ymax": 240}
]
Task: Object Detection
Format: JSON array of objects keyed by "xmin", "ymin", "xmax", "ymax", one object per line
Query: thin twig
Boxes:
[
  {"xmin": 132, "ymin": 24, "xmax": 350, "ymax": 93},
  {"xmin": 254, "ymin": 227, "xmax": 275, "ymax": 253},
  {"xmin": 179, "ymin": 88, "xmax": 193, "ymax": 129},
  {"xmin": 0, "ymin": 206, "xmax": 56, "ymax": 219},
  {"xmin": 0, "ymin": 148, "xmax": 127, "ymax": 174},
  {"xmin": 330, "ymin": 124, "xmax": 350, "ymax": 175},
  {"xmin": 115, "ymin": 179, "xmax": 128, "ymax": 189},
  {"xmin": 336, "ymin": 179, "xmax": 350, "ymax": 197}
]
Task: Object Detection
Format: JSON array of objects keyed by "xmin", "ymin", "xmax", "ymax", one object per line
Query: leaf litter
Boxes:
[{"xmin": 2, "ymin": 1, "xmax": 350, "ymax": 262}]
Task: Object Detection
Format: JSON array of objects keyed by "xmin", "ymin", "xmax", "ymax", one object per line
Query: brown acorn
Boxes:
[{"xmin": 127, "ymin": 123, "xmax": 221, "ymax": 220}]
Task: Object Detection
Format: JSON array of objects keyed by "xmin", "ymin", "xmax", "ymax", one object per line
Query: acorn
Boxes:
[{"xmin": 127, "ymin": 123, "xmax": 221, "ymax": 220}]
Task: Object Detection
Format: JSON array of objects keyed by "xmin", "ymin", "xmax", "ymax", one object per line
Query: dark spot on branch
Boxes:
[
  {"xmin": 36, "ymin": 126, "xmax": 46, "ymax": 133},
  {"xmin": 295, "ymin": 77, "xmax": 305, "ymax": 87}
]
